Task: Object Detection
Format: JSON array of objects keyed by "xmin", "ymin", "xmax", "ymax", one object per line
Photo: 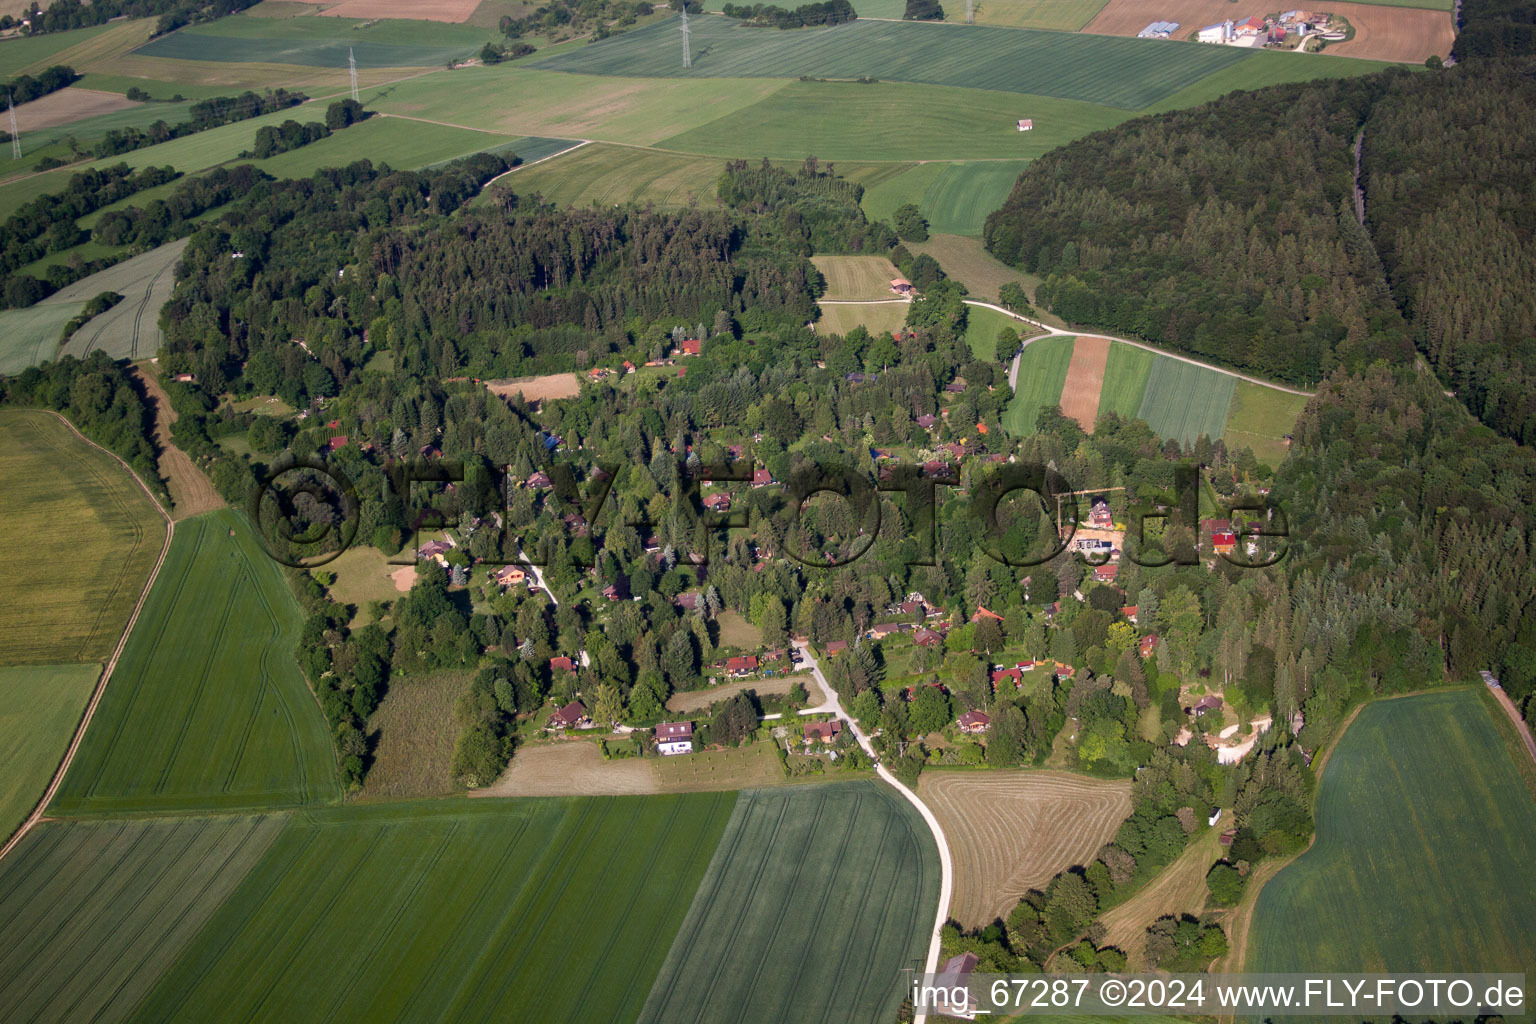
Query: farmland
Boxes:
[
  {"xmin": 1004, "ymin": 335, "xmax": 1075, "ymax": 434},
  {"xmin": 131, "ymin": 13, "xmax": 497, "ymax": 68},
  {"xmin": 0, "ymin": 301, "xmax": 87, "ymax": 376},
  {"xmin": 132, "ymin": 366, "xmax": 226, "ymax": 520},
  {"xmin": 639, "ymin": 781, "xmax": 938, "ymax": 1024},
  {"xmin": 1247, "ymin": 690, "xmax": 1536, "ymax": 978},
  {"xmin": 0, "ymin": 410, "xmax": 164, "ymax": 665},
  {"xmin": 1134, "ymin": 354, "xmax": 1236, "ymax": 447},
  {"xmin": 52, "ymin": 239, "xmax": 190, "ymax": 364},
  {"xmin": 1060, "ymin": 334, "xmax": 1111, "ymax": 431},
  {"xmin": 909, "ymin": 235, "xmax": 1046, "ymax": 310},
  {"xmin": 484, "ymin": 371, "xmax": 582, "ymax": 402},
  {"xmin": 919, "ymin": 770, "xmax": 1133, "ymax": 928},
  {"xmin": 815, "ymin": 300, "xmax": 908, "ymax": 338},
  {"xmin": 0, "ymin": 814, "xmax": 290, "ymax": 1024},
  {"xmin": 957, "ymin": 0, "xmax": 1113, "ymax": 30},
  {"xmin": 1095, "ymin": 340, "xmax": 1154, "ymax": 421},
  {"xmin": 10, "ymin": 87, "xmax": 139, "ymax": 132},
  {"xmin": 478, "ymin": 739, "xmax": 807, "ymax": 797},
  {"xmin": 1224, "ymin": 381, "xmax": 1309, "ymax": 465},
  {"xmin": 917, "ymin": 160, "xmax": 1033, "ymax": 235},
  {"xmin": 0, "ymin": 795, "xmax": 735, "ymax": 1023},
  {"xmin": 812, "ymin": 253, "xmax": 904, "ymax": 301},
  {"xmin": 0, "ymin": 23, "xmax": 121, "ymax": 78},
  {"xmin": 0, "ymin": 664, "xmax": 100, "ymax": 843},
  {"xmin": 49, "ymin": 510, "xmax": 341, "ymax": 815},
  {"xmin": 485, "ymin": 142, "xmax": 727, "ymax": 208},
  {"xmin": 532, "ymin": 17, "xmax": 1253, "ymax": 110}
]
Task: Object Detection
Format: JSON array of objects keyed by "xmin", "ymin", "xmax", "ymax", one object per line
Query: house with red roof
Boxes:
[
  {"xmin": 971, "ymin": 606, "xmax": 1004, "ymax": 623},
  {"xmin": 957, "ymin": 710, "xmax": 991, "ymax": 734},
  {"xmin": 724, "ymin": 655, "xmax": 759, "ymax": 677},
  {"xmin": 915, "ymin": 628, "xmax": 944, "ymax": 648},
  {"xmin": 803, "ymin": 720, "xmax": 842, "ymax": 744},
  {"xmin": 547, "ymin": 700, "xmax": 589, "ymax": 729},
  {"xmin": 751, "ymin": 468, "xmax": 774, "ymax": 487},
  {"xmin": 550, "ymin": 656, "xmax": 576, "ymax": 673},
  {"xmin": 1140, "ymin": 634, "xmax": 1159, "ymax": 658}
]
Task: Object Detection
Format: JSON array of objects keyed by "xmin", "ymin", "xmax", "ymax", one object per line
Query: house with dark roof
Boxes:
[
  {"xmin": 915, "ymin": 413, "xmax": 937, "ymax": 429},
  {"xmin": 655, "ymin": 721, "xmax": 694, "ymax": 755},
  {"xmin": 915, "ymin": 628, "xmax": 944, "ymax": 648},
  {"xmin": 957, "ymin": 710, "xmax": 991, "ymax": 734},
  {"xmin": 1139, "ymin": 634, "xmax": 1159, "ymax": 658},
  {"xmin": 931, "ymin": 952, "xmax": 980, "ymax": 1017},
  {"xmin": 823, "ymin": 640, "xmax": 847, "ymax": 656},
  {"xmin": 803, "ymin": 720, "xmax": 842, "ymax": 744},
  {"xmin": 547, "ymin": 700, "xmax": 589, "ymax": 729},
  {"xmin": 751, "ymin": 468, "xmax": 774, "ymax": 487}
]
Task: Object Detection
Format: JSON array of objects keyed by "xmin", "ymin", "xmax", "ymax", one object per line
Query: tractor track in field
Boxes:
[{"xmin": 0, "ymin": 414, "xmax": 174, "ymax": 864}]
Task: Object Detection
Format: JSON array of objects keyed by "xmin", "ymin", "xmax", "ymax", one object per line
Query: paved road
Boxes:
[{"xmin": 794, "ymin": 642, "xmax": 954, "ymax": 1024}]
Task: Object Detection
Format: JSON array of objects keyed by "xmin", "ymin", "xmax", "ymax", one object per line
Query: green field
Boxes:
[
  {"xmin": 53, "ymin": 238, "xmax": 190, "ymax": 363},
  {"xmin": 639, "ymin": 781, "xmax": 938, "ymax": 1024},
  {"xmin": 919, "ymin": 160, "xmax": 1031, "ymax": 235},
  {"xmin": 1095, "ymin": 340, "xmax": 1154, "ymax": 420},
  {"xmin": 0, "ymin": 23, "xmax": 121, "ymax": 78},
  {"xmin": 0, "ymin": 664, "xmax": 99, "ymax": 842},
  {"xmin": 963, "ymin": 303, "xmax": 1021, "ymax": 361},
  {"xmin": 253, "ymin": 115, "xmax": 516, "ymax": 177},
  {"xmin": 132, "ymin": 14, "xmax": 496, "ymax": 68},
  {"xmin": 50, "ymin": 510, "xmax": 342, "ymax": 815},
  {"xmin": 137, "ymin": 796, "xmax": 735, "ymax": 1022},
  {"xmin": 0, "ymin": 300, "xmax": 87, "ymax": 376},
  {"xmin": 1224, "ymin": 381, "xmax": 1308, "ymax": 465},
  {"xmin": 0, "ymin": 97, "xmax": 198, "ymax": 177},
  {"xmin": 1134, "ymin": 355, "xmax": 1235, "ymax": 447},
  {"xmin": 1144, "ymin": 46, "xmax": 1400, "ymax": 114},
  {"xmin": 74, "ymin": 72, "xmax": 236, "ymax": 100},
  {"xmin": 1248, "ymin": 690, "xmax": 1536, "ymax": 983},
  {"xmin": 657, "ymin": 79, "xmax": 1126, "ymax": 161},
  {"xmin": 1004, "ymin": 335, "xmax": 1075, "ymax": 434},
  {"xmin": 497, "ymin": 141, "xmax": 729, "ymax": 208},
  {"xmin": 954, "ymin": 0, "xmax": 1112, "ymax": 30},
  {"xmin": 0, "ymin": 410, "xmax": 164, "ymax": 665},
  {"xmin": 815, "ymin": 300, "xmax": 909, "ymax": 337},
  {"xmin": 533, "ymin": 17, "xmax": 1253, "ymax": 109}
]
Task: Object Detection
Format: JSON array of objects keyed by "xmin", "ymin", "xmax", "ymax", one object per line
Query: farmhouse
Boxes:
[
  {"xmin": 890, "ymin": 278, "xmax": 915, "ymax": 296},
  {"xmin": 957, "ymin": 710, "xmax": 991, "ymax": 734},
  {"xmin": 548, "ymin": 700, "xmax": 589, "ymax": 729},
  {"xmin": 1198, "ymin": 20, "xmax": 1232, "ymax": 42},
  {"xmin": 655, "ymin": 721, "xmax": 694, "ymax": 755},
  {"xmin": 1234, "ymin": 15, "xmax": 1266, "ymax": 35},
  {"xmin": 1016, "ymin": 118, "xmax": 1033, "ymax": 131}
]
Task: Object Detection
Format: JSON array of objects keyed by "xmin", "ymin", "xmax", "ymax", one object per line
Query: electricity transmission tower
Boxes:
[
  {"xmin": 965, "ymin": 0, "xmax": 975, "ymax": 22},
  {"xmin": 8, "ymin": 95, "xmax": 19, "ymax": 160},
  {"xmin": 680, "ymin": 5, "xmax": 692, "ymax": 68},
  {"xmin": 348, "ymin": 47, "xmax": 359, "ymax": 102}
]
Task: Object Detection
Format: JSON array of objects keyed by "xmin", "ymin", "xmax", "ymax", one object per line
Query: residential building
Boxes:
[
  {"xmin": 804, "ymin": 720, "xmax": 842, "ymax": 744},
  {"xmin": 957, "ymin": 710, "xmax": 991, "ymax": 734},
  {"xmin": 655, "ymin": 721, "xmax": 694, "ymax": 755},
  {"xmin": 548, "ymin": 700, "xmax": 589, "ymax": 729}
]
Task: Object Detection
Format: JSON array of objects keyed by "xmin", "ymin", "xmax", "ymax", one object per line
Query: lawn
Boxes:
[
  {"xmin": 638, "ymin": 780, "xmax": 939, "ymax": 1024},
  {"xmin": 812, "ymin": 253, "xmax": 904, "ymax": 301},
  {"xmin": 1003, "ymin": 334, "xmax": 1075, "ymax": 434},
  {"xmin": 1135, "ymin": 355, "xmax": 1236, "ymax": 447},
  {"xmin": 919, "ymin": 769, "xmax": 1132, "ymax": 928},
  {"xmin": 318, "ymin": 541, "xmax": 409, "ymax": 618},
  {"xmin": 533, "ymin": 17, "xmax": 1255, "ymax": 109},
  {"xmin": 0, "ymin": 300, "xmax": 86, "ymax": 375},
  {"xmin": 52, "ymin": 238, "xmax": 190, "ymax": 363},
  {"xmin": 0, "ymin": 664, "xmax": 100, "ymax": 843},
  {"xmin": 1095, "ymin": 340, "xmax": 1154, "ymax": 421},
  {"xmin": 49, "ymin": 509, "xmax": 343, "ymax": 815},
  {"xmin": 1224, "ymin": 380, "xmax": 1308, "ymax": 466},
  {"xmin": 964, "ymin": 302, "xmax": 1022, "ymax": 361},
  {"xmin": 651, "ymin": 742, "xmax": 802, "ymax": 791},
  {"xmin": 1247, "ymin": 690, "xmax": 1536, "ymax": 980},
  {"xmin": 0, "ymin": 813, "xmax": 291, "ymax": 1024},
  {"xmin": 0, "ymin": 409, "xmax": 164, "ymax": 665},
  {"xmin": 815, "ymin": 300, "xmax": 909, "ymax": 338}
]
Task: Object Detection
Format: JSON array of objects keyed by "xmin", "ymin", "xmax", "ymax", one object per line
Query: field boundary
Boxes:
[{"xmin": 0, "ymin": 412, "xmax": 174, "ymax": 863}]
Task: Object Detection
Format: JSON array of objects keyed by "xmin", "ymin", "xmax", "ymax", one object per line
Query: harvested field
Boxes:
[
  {"xmin": 667, "ymin": 674, "xmax": 795, "ymax": 715},
  {"xmin": 1081, "ymin": 0, "xmax": 1452, "ymax": 63},
  {"xmin": 1322, "ymin": 3, "xmax": 1452, "ymax": 63},
  {"xmin": 11, "ymin": 87, "xmax": 139, "ymax": 131},
  {"xmin": 132, "ymin": 365, "xmax": 226, "ymax": 520},
  {"xmin": 814, "ymin": 300, "xmax": 908, "ymax": 338},
  {"xmin": 478, "ymin": 739, "xmax": 662, "ymax": 796},
  {"xmin": 1097, "ymin": 826, "xmax": 1223, "ymax": 967},
  {"xmin": 484, "ymin": 372, "xmax": 581, "ymax": 402},
  {"xmin": 1060, "ymin": 335, "xmax": 1111, "ymax": 431},
  {"xmin": 360, "ymin": 670, "xmax": 474, "ymax": 798},
  {"xmin": 0, "ymin": 409, "xmax": 164, "ymax": 665},
  {"xmin": 812, "ymin": 253, "xmax": 904, "ymax": 301},
  {"xmin": 918, "ymin": 769, "xmax": 1133, "ymax": 928},
  {"xmin": 319, "ymin": 0, "xmax": 480, "ymax": 20}
]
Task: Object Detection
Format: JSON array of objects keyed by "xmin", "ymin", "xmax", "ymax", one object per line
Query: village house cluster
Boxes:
[{"xmin": 1189, "ymin": 9, "xmax": 1338, "ymax": 47}]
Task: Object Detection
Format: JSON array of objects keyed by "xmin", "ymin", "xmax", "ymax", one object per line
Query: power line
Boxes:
[
  {"xmin": 680, "ymin": 5, "xmax": 692, "ymax": 68},
  {"xmin": 966, "ymin": 0, "xmax": 975, "ymax": 23},
  {"xmin": 348, "ymin": 46, "xmax": 359, "ymax": 103},
  {"xmin": 8, "ymin": 94, "xmax": 19, "ymax": 160}
]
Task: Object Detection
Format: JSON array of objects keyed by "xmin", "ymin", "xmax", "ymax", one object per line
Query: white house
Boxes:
[
  {"xmin": 655, "ymin": 721, "xmax": 694, "ymax": 756},
  {"xmin": 1197, "ymin": 20, "xmax": 1232, "ymax": 42},
  {"xmin": 1016, "ymin": 118, "xmax": 1033, "ymax": 131}
]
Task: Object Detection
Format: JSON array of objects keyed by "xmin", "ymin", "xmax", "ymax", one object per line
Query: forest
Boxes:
[{"xmin": 984, "ymin": 59, "xmax": 1536, "ymax": 444}]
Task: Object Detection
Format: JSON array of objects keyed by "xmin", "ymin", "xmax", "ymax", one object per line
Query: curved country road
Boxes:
[
  {"xmin": 795, "ymin": 642, "xmax": 954, "ymax": 1024},
  {"xmin": 0, "ymin": 414, "xmax": 174, "ymax": 863}
]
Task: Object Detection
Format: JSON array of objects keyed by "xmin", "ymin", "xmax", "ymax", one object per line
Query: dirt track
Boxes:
[
  {"xmin": 131, "ymin": 366, "xmax": 226, "ymax": 521},
  {"xmin": 1081, "ymin": 0, "xmax": 1453, "ymax": 63},
  {"xmin": 1060, "ymin": 335, "xmax": 1110, "ymax": 432}
]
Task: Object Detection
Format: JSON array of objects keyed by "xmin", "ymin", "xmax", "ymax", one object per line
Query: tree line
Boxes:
[
  {"xmin": 92, "ymin": 88, "xmax": 308, "ymax": 159},
  {"xmin": 0, "ymin": 65, "xmax": 77, "ymax": 105},
  {"xmin": 720, "ymin": 0, "xmax": 856, "ymax": 28}
]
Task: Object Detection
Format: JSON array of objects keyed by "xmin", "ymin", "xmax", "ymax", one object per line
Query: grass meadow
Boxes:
[
  {"xmin": 638, "ymin": 781, "xmax": 938, "ymax": 1024},
  {"xmin": 492, "ymin": 142, "xmax": 729, "ymax": 208},
  {"xmin": 815, "ymin": 300, "xmax": 908, "ymax": 338},
  {"xmin": 0, "ymin": 410, "xmax": 164, "ymax": 665},
  {"xmin": 532, "ymin": 17, "xmax": 1253, "ymax": 110},
  {"xmin": 812, "ymin": 253, "xmax": 903, "ymax": 301},
  {"xmin": 920, "ymin": 160, "xmax": 1032, "ymax": 235},
  {"xmin": 359, "ymin": 670, "xmax": 474, "ymax": 799},
  {"xmin": 1135, "ymin": 355, "xmax": 1236, "ymax": 447},
  {"xmin": 50, "ymin": 510, "xmax": 342, "ymax": 815},
  {"xmin": 964, "ymin": 302, "xmax": 1022, "ymax": 361},
  {"xmin": 1004, "ymin": 335, "xmax": 1075, "ymax": 434},
  {"xmin": 1224, "ymin": 381, "xmax": 1309, "ymax": 465},
  {"xmin": 0, "ymin": 23, "xmax": 121, "ymax": 77},
  {"xmin": 0, "ymin": 664, "xmax": 100, "ymax": 843},
  {"xmin": 131, "ymin": 13, "xmax": 495, "ymax": 67},
  {"xmin": 1247, "ymin": 690, "xmax": 1536, "ymax": 982},
  {"xmin": 134, "ymin": 795, "xmax": 736, "ymax": 1022},
  {"xmin": 0, "ymin": 97, "xmax": 197, "ymax": 177}
]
